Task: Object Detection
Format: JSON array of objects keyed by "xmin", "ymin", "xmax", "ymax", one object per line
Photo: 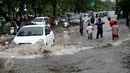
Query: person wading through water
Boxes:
[
  {"xmin": 95, "ymin": 18, "xmax": 105, "ymax": 39},
  {"xmin": 79, "ymin": 17, "xmax": 84, "ymax": 35},
  {"xmin": 112, "ymin": 21, "xmax": 119, "ymax": 40}
]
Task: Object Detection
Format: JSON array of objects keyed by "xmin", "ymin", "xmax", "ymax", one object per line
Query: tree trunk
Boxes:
[
  {"xmin": 8, "ymin": 0, "xmax": 12, "ymax": 16},
  {"xmin": 38, "ymin": 0, "xmax": 41, "ymax": 16},
  {"xmin": 32, "ymin": 4, "xmax": 36, "ymax": 17},
  {"xmin": 52, "ymin": 4, "xmax": 56, "ymax": 18}
]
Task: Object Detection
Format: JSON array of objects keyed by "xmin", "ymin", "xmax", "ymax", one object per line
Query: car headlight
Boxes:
[{"xmin": 36, "ymin": 39, "xmax": 44, "ymax": 44}]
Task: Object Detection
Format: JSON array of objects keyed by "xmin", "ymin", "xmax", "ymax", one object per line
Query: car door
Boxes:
[{"xmin": 45, "ymin": 26, "xmax": 54, "ymax": 46}]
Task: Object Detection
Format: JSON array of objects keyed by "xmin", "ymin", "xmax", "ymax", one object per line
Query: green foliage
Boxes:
[
  {"xmin": 118, "ymin": 0, "xmax": 130, "ymax": 13},
  {"xmin": 0, "ymin": 0, "xmax": 113, "ymax": 17},
  {"xmin": 102, "ymin": 0, "xmax": 114, "ymax": 11}
]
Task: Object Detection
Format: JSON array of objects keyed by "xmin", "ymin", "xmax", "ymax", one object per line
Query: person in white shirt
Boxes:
[{"xmin": 86, "ymin": 23, "xmax": 94, "ymax": 39}]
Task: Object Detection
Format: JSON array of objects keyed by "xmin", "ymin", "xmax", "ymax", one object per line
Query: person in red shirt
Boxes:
[
  {"xmin": 48, "ymin": 18, "xmax": 53, "ymax": 28},
  {"xmin": 48, "ymin": 18, "xmax": 52, "ymax": 25},
  {"xmin": 108, "ymin": 17, "xmax": 115, "ymax": 27}
]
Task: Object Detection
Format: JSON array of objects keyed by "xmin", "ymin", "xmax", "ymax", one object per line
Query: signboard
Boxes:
[{"xmin": 91, "ymin": 2, "xmax": 96, "ymax": 7}]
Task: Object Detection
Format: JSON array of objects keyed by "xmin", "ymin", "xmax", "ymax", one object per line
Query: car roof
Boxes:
[
  {"xmin": 22, "ymin": 25, "xmax": 50, "ymax": 28},
  {"xmin": 35, "ymin": 17, "xmax": 49, "ymax": 19}
]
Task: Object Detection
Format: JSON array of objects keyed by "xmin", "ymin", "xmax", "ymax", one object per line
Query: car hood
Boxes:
[{"xmin": 13, "ymin": 36, "xmax": 44, "ymax": 44}]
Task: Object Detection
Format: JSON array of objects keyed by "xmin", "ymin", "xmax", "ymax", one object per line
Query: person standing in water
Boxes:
[
  {"xmin": 95, "ymin": 18, "xmax": 105, "ymax": 39},
  {"xmin": 86, "ymin": 23, "xmax": 94, "ymax": 39},
  {"xmin": 79, "ymin": 17, "xmax": 84, "ymax": 35},
  {"xmin": 112, "ymin": 21, "xmax": 119, "ymax": 40}
]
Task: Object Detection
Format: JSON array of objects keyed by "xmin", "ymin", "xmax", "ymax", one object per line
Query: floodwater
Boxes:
[
  {"xmin": 1, "ymin": 39, "xmax": 130, "ymax": 73},
  {"xmin": 0, "ymin": 11, "xmax": 130, "ymax": 58}
]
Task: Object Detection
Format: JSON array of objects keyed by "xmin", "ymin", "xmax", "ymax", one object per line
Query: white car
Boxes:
[
  {"xmin": 31, "ymin": 17, "xmax": 49, "ymax": 25},
  {"xmin": 12, "ymin": 25, "xmax": 55, "ymax": 46}
]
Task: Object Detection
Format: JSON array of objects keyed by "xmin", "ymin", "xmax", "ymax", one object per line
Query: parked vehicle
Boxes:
[
  {"xmin": 69, "ymin": 14, "xmax": 80, "ymax": 25},
  {"xmin": 65, "ymin": 12, "xmax": 74, "ymax": 18},
  {"xmin": 31, "ymin": 17, "xmax": 49, "ymax": 25},
  {"xmin": 12, "ymin": 25, "xmax": 55, "ymax": 46},
  {"xmin": 59, "ymin": 15, "xmax": 68, "ymax": 22},
  {"xmin": 98, "ymin": 12, "xmax": 106, "ymax": 17},
  {"xmin": 103, "ymin": 11, "xmax": 108, "ymax": 16},
  {"xmin": 69, "ymin": 18, "xmax": 80, "ymax": 25}
]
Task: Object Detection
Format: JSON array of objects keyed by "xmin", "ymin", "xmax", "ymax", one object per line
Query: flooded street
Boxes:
[
  {"xmin": 0, "ymin": 11, "xmax": 130, "ymax": 73},
  {"xmin": 0, "ymin": 11, "xmax": 129, "ymax": 56},
  {"xmin": 1, "ymin": 40, "xmax": 130, "ymax": 73}
]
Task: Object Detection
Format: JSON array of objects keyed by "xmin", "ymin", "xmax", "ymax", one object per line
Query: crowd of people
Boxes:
[
  {"xmin": 80, "ymin": 16, "xmax": 119, "ymax": 41},
  {"xmin": 1, "ymin": 14, "xmax": 119, "ymax": 41}
]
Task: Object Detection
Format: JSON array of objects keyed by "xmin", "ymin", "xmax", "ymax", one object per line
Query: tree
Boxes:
[
  {"xmin": 118, "ymin": 0, "xmax": 130, "ymax": 26},
  {"xmin": 0, "ymin": 0, "xmax": 105, "ymax": 18}
]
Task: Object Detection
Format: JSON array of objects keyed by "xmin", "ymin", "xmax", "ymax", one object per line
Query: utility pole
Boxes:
[
  {"xmin": 8, "ymin": 0, "xmax": 12, "ymax": 16},
  {"xmin": 115, "ymin": 0, "xmax": 118, "ymax": 14},
  {"xmin": 51, "ymin": 0, "xmax": 57, "ymax": 19}
]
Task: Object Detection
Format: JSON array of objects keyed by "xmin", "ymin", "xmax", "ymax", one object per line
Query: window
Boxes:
[
  {"xmin": 17, "ymin": 27, "xmax": 43, "ymax": 36},
  {"xmin": 33, "ymin": 18, "xmax": 43, "ymax": 22},
  {"xmin": 45, "ymin": 26, "xmax": 51, "ymax": 35}
]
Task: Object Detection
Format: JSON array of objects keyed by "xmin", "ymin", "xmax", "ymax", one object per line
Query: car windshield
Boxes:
[
  {"xmin": 70, "ymin": 14, "xmax": 80, "ymax": 19},
  {"xmin": 33, "ymin": 18, "xmax": 43, "ymax": 22},
  {"xmin": 61, "ymin": 15, "xmax": 67, "ymax": 18},
  {"xmin": 17, "ymin": 27, "xmax": 43, "ymax": 36},
  {"xmin": 71, "ymin": 18, "xmax": 79, "ymax": 20},
  {"xmin": 44, "ymin": 18, "xmax": 49, "ymax": 22}
]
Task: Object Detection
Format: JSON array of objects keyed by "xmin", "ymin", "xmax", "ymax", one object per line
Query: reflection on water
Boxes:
[
  {"xmin": 121, "ymin": 41, "xmax": 130, "ymax": 71},
  {"xmin": 48, "ymin": 66, "xmax": 82, "ymax": 73},
  {"xmin": 122, "ymin": 55, "xmax": 130, "ymax": 71},
  {"xmin": 63, "ymin": 31, "xmax": 70, "ymax": 40}
]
